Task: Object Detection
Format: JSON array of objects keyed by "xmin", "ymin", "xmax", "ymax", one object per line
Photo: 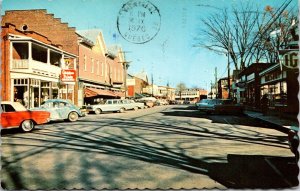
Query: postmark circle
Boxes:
[{"xmin": 117, "ymin": 0, "xmax": 161, "ymax": 44}]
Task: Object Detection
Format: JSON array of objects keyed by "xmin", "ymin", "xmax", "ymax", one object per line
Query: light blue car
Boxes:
[{"xmin": 32, "ymin": 99, "xmax": 84, "ymax": 122}]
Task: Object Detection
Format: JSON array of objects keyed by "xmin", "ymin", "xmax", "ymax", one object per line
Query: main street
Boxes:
[{"xmin": 1, "ymin": 105, "xmax": 298, "ymax": 189}]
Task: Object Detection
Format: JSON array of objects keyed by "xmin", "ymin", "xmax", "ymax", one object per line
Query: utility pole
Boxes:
[
  {"xmin": 210, "ymin": 80, "xmax": 213, "ymax": 99},
  {"xmin": 227, "ymin": 32, "xmax": 231, "ymax": 99},
  {"xmin": 151, "ymin": 73, "xmax": 154, "ymax": 97},
  {"xmin": 214, "ymin": 67, "xmax": 217, "ymax": 98},
  {"xmin": 118, "ymin": 50, "xmax": 131, "ymax": 98}
]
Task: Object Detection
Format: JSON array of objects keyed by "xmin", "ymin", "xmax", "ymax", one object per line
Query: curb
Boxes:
[{"xmin": 245, "ymin": 113, "xmax": 290, "ymax": 134}]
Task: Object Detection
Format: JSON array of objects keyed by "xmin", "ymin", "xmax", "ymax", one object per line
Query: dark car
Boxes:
[
  {"xmin": 199, "ymin": 99, "xmax": 244, "ymax": 115},
  {"xmin": 288, "ymin": 126, "xmax": 299, "ymax": 160}
]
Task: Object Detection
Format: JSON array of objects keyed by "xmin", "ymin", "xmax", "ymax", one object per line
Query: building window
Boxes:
[
  {"xmin": 97, "ymin": 60, "xmax": 99, "ymax": 75},
  {"xmin": 91, "ymin": 58, "xmax": 94, "ymax": 73},
  {"xmin": 84, "ymin": 55, "xmax": 87, "ymax": 71},
  {"xmin": 101, "ymin": 62, "xmax": 104, "ymax": 76},
  {"xmin": 105, "ymin": 63, "xmax": 107, "ymax": 78}
]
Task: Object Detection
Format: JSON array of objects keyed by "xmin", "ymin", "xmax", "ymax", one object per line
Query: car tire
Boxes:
[
  {"xmin": 95, "ymin": 109, "xmax": 102, "ymax": 115},
  {"xmin": 68, "ymin": 111, "xmax": 79, "ymax": 122},
  {"xmin": 119, "ymin": 108, "xmax": 125, "ymax": 113},
  {"xmin": 20, "ymin": 120, "xmax": 35, "ymax": 132}
]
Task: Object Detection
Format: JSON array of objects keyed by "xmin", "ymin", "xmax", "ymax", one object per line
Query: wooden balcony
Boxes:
[{"xmin": 11, "ymin": 59, "xmax": 61, "ymax": 78}]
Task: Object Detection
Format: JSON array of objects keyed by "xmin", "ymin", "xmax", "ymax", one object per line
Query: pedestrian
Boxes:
[{"xmin": 261, "ymin": 94, "xmax": 269, "ymax": 115}]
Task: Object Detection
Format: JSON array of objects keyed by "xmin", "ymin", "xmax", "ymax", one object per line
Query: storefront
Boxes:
[
  {"xmin": 238, "ymin": 63, "xmax": 273, "ymax": 108},
  {"xmin": 259, "ymin": 50, "xmax": 298, "ymax": 114},
  {"xmin": 12, "ymin": 77, "xmax": 75, "ymax": 109},
  {"xmin": 2, "ymin": 27, "xmax": 77, "ymax": 109}
]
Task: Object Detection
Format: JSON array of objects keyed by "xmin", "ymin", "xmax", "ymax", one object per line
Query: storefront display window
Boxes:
[
  {"xmin": 13, "ymin": 79, "xmax": 29, "ymax": 108},
  {"xmin": 12, "ymin": 78, "xmax": 75, "ymax": 109}
]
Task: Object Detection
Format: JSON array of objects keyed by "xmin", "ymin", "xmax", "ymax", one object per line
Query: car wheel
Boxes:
[
  {"xmin": 68, "ymin": 111, "xmax": 79, "ymax": 122},
  {"xmin": 134, "ymin": 106, "xmax": 138, "ymax": 111},
  {"xmin": 119, "ymin": 108, "xmax": 125, "ymax": 113},
  {"xmin": 95, "ymin": 109, "xmax": 102, "ymax": 115},
  {"xmin": 20, "ymin": 120, "xmax": 35, "ymax": 132}
]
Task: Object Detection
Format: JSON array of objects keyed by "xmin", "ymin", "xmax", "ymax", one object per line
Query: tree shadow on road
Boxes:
[
  {"xmin": 161, "ymin": 106, "xmax": 289, "ymax": 134},
  {"xmin": 1, "ymin": 116, "xmax": 298, "ymax": 189}
]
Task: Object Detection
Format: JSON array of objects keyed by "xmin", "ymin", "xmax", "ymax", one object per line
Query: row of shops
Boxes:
[
  {"xmin": 2, "ymin": 10, "xmax": 126, "ymax": 109},
  {"xmin": 233, "ymin": 50, "xmax": 298, "ymax": 115}
]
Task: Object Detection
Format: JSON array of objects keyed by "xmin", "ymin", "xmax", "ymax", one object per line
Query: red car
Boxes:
[{"xmin": 1, "ymin": 101, "xmax": 50, "ymax": 132}]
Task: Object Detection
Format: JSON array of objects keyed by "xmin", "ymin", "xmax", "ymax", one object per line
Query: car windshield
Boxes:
[{"xmin": 200, "ymin": 99, "xmax": 208, "ymax": 103}]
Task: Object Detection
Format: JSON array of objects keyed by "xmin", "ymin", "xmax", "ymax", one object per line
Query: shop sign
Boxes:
[
  {"xmin": 281, "ymin": 51, "xmax": 298, "ymax": 69},
  {"xmin": 61, "ymin": 69, "xmax": 76, "ymax": 82},
  {"xmin": 236, "ymin": 82, "xmax": 246, "ymax": 88}
]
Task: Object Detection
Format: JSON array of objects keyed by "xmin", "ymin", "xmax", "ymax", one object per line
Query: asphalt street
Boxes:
[{"xmin": 1, "ymin": 105, "xmax": 298, "ymax": 189}]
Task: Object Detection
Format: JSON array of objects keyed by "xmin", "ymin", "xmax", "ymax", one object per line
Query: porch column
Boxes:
[
  {"xmin": 28, "ymin": 42, "xmax": 32, "ymax": 62},
  {"xmin": 61, "ymin": 54, "xmax": 65, "ymax": 69},
  {"xmin": 47, "ymin": 48, "xmax": 50, "ymax": 65},
  {"xmin": 10, "ymin": 42, "xmax": 13, "ymax": 69}
]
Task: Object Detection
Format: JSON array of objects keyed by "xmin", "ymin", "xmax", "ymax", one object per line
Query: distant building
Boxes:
[
  {"xmin": 126, "ymin": 73, "xmax": 149, "ymax": 98},
  {"xmin": 175, "ymin": 88, "xmax": 207, "ymax": 103}
]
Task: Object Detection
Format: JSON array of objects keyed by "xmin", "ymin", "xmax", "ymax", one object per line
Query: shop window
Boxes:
[{"xmin": 14, "ymin": 79, "xmax": 28, "ymax": 85}]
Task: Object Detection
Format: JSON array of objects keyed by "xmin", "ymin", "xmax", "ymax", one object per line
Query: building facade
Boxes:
[
  {"xmin": 1, "ymin": 23, "xmax": 77, "ymax": 108},
  {"xmin": 77, "ymin": 30, "xmax": 125, "ymax": 106},
  {"xmin": 2, "ymin": 9, "xmax": 79, "ymax": 105},
  {"xmin": 2, "ymin": 9, "xmax": 126, "ymax": 107},
  {"xmin": 175, "ymin": 89, "xmax": 207, "ymax": 103}
]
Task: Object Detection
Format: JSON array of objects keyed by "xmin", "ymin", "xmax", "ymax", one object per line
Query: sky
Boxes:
[{"xmin": 1, "ymin": 0, "xmax": 298, "ymax": 89}]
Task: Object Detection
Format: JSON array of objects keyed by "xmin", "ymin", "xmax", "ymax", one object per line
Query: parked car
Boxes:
[
  {"xmin": 288, "ymin": 126, "xmax": 299, "ymax": 161},
  {"xmin": 183, "ymin": 100, "xmax": 190, "ymax": 104},
  {"xmin": 136, "ymin": 97, "xmax": 156, "ymax": 108},
  {"xmin": 121, "ymin": 99, "xmax": 145, "ymax": 110},
  {"xmin": 1, "ymin": 101, "xmax": 50, "ymax": 132},
  {"xmin": 155, "ymin": 99, "xmax": 168, "ymax": 106},
  {"xmin": 31, "ymin": 99, "xmax": 84, "ymax": 122},
  {"xmin": 80, "ymin": 105, "xmax": 89, "ymax": 116},
  {"xmin": 196, "ymin": 99, "xmax": 210, "ymax": 109},
  {"xmin": 169, "ymin": 100, "xmax": 178, "ymax": 105},
  {"xmin": 198, "ymin": 99, "xmax": 244, "ymax": 114},
  {"xmin": 87, "ymin": 99, "xmax": 126, "ymax": 114}
]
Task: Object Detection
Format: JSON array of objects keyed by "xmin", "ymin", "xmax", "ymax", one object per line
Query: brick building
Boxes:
[
  {"xmin": 126, "ymin": 72, "xmax": 149, "ymax": 98},
  {"xmin": 77, "ymin": 30, "xmax": 125, "ymax": 105},
  {"xmin": 2, "ymin": 9, "xmax": 79, "ymax": 105},
  {"xmin": 1, "ymin": 23, "xmax": 77, "ymax": 108},
  {"xmin": 2, "ymin": 9, "xmax": 126, "ymax": 107}
]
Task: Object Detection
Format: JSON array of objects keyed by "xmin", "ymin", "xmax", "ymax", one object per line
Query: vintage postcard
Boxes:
[{"xmin": 1, "ymin": 0, "xmax": 299, "ymax": 189}]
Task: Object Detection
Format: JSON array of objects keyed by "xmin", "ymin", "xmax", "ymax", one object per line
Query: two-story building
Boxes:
[
  {"xmin": 76, "ymin": 29, "xmax": 125, "ymax": 105},
  {"xmin": 2, "ymin": 9, "xmax": 126, "ymax": 107},
  {"xmin": 1, "ymin": 23, "xmax": 77, "ymax": 108},
  {"xmin": 175, "ymin": 88, "xmax": 207, "ymax": 103}
]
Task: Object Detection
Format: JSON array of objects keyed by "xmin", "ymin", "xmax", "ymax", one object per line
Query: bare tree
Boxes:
[
  {"xmin": 197, "ymin": 2, "xmax": 260, "ymax": 70},
  {"xmin": 176, "ymin": 82, "xmax": 187, "ymax": 100},
  {"xmin": 196, "ymin": 0, "xmax": 297, "ymax": 70},
  {"xmin": 255, "ymin": 5, "xmax": 298, "ymax": 63}
]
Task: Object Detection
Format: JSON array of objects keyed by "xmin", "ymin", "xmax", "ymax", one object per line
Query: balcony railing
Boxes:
[{"xmin": 12, "ymin": 59, "xmax": 61, "ymax": 78}]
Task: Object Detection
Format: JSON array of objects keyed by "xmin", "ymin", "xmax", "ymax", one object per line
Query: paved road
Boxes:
[{"xmin": 1, "ymin": 105, "xmax": 298, "ymax": 189}]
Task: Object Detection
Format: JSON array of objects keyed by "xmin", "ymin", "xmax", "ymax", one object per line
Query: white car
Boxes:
[
  {"xmin": 121, "ymin": 99, "xmax": 145, "ymax": 110},
  {"xmin": 87, "ymin": 99, "xmax": 126, "ymax": 114}
]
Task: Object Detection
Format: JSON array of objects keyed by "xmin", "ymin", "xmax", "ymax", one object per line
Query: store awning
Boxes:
[
  {"xmin": 84, "ymin": 88, "xmax": 117, "ymax": 98},
  {"xmin": 113, "ymin": 91, "xmax": 125, "ymax": 98}
]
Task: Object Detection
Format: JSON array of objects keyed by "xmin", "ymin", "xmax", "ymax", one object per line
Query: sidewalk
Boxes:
[{"xmin": 244, "ymin": 110, "xmax": 299, "ymax": 130}]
